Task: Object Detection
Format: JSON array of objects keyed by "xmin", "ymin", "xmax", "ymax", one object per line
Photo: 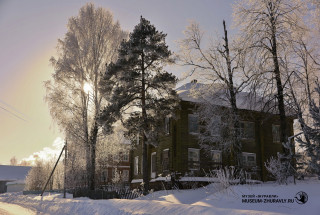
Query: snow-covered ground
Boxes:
[
  {"xmin": 0, "ymin": 201, "xmax": 35, "ymax": 215},
  {"xmin": 0, "ymin": 178, "xmax": 319, "ymax": 215}
]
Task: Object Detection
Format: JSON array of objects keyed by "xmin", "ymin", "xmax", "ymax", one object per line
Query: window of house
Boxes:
[
  {"xmin": 188, "ymin": 114, "xmax": 199, "ymax": 134},
  {"xmin": 211, "ymin": 150, "xmax": 222, "ymax": 164},
  {"xmin": 122, "ymin": 170, "xmax": 129, "ymax": 182},
  {"xmin": 113, "ymin": 154, "xmax": 119, "ymax": 162},
  {"xmin": 242, "ymin": 152, "xmax": 256, "ymax": 167},
  {"xmin": 209, "ymin": 115, "xmax": 221, "ymax": 136},
  {"xmin": 162, "ymin": 149, "xmax": 169, "ymax": 171},
  {"xmin": 272, "ymin": 124, "xmax": 280, "ymax": 143},
  {"xmin": 134, "ymin": 156, "xmax": 139, "ymax": 175},
  {"xmin": 151, "ymin": 152, "xmax": 156, "ymax": 178},
  {"xmin": 188, "ymin": 148, "xmax": 200, "ymax": 170},
  {"xmin": 141, "ymin": 157, "xmax": 143, "ymax": 174},
  {"xmin": 240, "ymin": 121, "xmax": 255, "ymax": 139},
  {"xmin": 165, "ymin": 116, "xmax": 170, "ymax": 134},
  {"xmin": 122, "ymin": 153, "xmax": 129, "ymax": 162},
  {"xmin": 101, "ymin": 170, "xmax": 107, "ymax": 182}
]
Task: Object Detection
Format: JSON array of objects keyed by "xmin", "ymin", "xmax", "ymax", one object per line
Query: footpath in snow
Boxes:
[
  {"xmin": 0, "ymin": 178, "xmax": 319, "ymax": 215},
  {"xmin": 0, "ymin": 201, "xmax": 35, "ymax": 215}
]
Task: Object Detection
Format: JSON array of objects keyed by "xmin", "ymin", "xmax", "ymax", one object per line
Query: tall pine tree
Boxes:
[
  {"xmin": 297, "ymin": 82, "xmax": 320, "ymax": 179},
  {"xmin": 99, "ymin": 16, "xmax": 178, "ymax": 193}
]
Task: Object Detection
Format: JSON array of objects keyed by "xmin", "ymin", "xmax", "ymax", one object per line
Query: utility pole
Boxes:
[
  {"xmin": 63, "ymin": 139, "xmax": 67, "ymax": 198},
  {"xmin": 41, "ymin": 144, "xmax": 65, "ymax": 197}
]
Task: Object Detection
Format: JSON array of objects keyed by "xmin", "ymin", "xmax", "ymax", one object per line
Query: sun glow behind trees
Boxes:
[
  {"xmin": 83, "ymin": 83, "xmax": 93, "ymax": 95},
  {"xmin": 45, "ymin": 3, "xmax": 126, "ymax": 189},
  {"xmin": 0, "ymin": 0, "xmax": 236, "ymax": 165}
]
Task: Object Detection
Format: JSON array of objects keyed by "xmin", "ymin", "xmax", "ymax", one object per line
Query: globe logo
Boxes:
[{"xmin": 295, "ymin": 191, "xmax": 308, "ymax": 204}]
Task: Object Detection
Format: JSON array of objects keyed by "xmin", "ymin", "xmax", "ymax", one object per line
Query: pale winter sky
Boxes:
[{"xmin": 0, "ymin": 0, "xmax": 235, "ymax": 165}]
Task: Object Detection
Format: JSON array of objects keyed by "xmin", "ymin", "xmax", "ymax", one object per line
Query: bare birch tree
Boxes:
[
  {"xmin": 45, "ymin": 3, "xmax": 126, "ymax": 190},
  {"xmin": 178, "ymin": 20, "xmax": 252, "ymax": 167},
  {"xmin": 233, "ymin": 0, "xmax": 308, "ymax": 147}
]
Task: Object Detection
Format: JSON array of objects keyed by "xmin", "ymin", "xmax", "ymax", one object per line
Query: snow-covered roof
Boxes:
[
  {"xmin": 176, "ymin": 82, "xmax": 295, "ymax": 115},
  {"xmin": 176, "ymin": 82, "xmax": 205, "ymax": 103},
  {"xmin": 6, "ymin": 180, "xmax": 26, "ymax": 185},
  {"xmin": 0, "ymin": 165, "xmax": 31, "ymax": 182}
]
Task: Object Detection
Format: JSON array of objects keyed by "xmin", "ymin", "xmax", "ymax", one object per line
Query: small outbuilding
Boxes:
[{"xmin": 0, "ymin": 165, "xmax": 31, "ymax": 193}]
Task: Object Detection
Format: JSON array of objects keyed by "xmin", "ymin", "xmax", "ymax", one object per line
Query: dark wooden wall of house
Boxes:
[{"xmin": 130, "ymin": 100, "xmax": 295, "ymax": 182}]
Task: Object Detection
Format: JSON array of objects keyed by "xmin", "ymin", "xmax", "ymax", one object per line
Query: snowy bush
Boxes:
[
  {"xmin": 25, "ymin": 159, "xmax": 64, "ymax": 191},
  {"xmin": 264, "ymin": 156, "xmax": 287, "ymax": 184},
  {"xmin": 205, "ymin": 166, "xmax": 248, "ymax": 197},
  {"xmin": 210, "ymin": 166, "xmax": 247, "ymax": 188},
  {"xmin": 25, "ymin": 161, "xmax": 48, "ymax": 191},
  {"xmin": 215, "ymin": 166, "xmax": 236, "ymax": 189},
  {"xmin": 111, "ymin": 168, "xmax": 121, "ymax": 184}
]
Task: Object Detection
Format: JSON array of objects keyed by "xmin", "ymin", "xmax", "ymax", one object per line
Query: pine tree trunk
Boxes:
[{"xmin": 141, "ymin": 51, "xmax": 149, "ymax": 194}]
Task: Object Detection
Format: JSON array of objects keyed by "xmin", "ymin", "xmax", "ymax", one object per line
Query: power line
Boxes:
[
  {"xmin": 0, "ymin": 99, "xmax": 29, "ymax": 120},
  {"xmin": 0, "ymin": 105, "xmax": 28, "ymax": 122}
]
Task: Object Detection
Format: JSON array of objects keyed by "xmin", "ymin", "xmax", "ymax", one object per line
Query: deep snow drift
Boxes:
[{"xmin": 0, "ymin": 178, "xmax": 319, "ymax": 215}]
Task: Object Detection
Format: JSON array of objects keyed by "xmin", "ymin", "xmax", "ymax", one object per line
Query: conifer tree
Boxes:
[
  {"xmin": 297, "ymin": 82, "xmax": 320, "ymax": 179},
  {"xmin": 99, "ymin": 16, "xmax": 178, "ymax": 193}
]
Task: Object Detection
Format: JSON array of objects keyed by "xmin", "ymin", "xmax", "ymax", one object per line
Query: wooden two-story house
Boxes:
[{"xmin": 130, "ymin": 82, "xmax": 295, "ymax": 187}]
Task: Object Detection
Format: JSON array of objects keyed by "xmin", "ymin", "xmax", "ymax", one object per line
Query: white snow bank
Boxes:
[
  {"xmin": 6, "ymin": 180, "xmax": 26, "ymax": 185},
  {"xmin": 0, "ymin": 179, "xmax": 319, "ymax": 215},
  {"xmin": 0, "ymin": 201, "xmax": 35, "ymax": 215}
]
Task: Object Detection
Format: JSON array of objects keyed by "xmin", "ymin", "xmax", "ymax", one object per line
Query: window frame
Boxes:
[
  {"xmin": 239, "ymin": 121, "xmax": 255, "ymax": 139},
  {"xmin": 188, "ymin": 148, "xmax": 200, "ymax": 170},
  {"xmin": 188, "ymin": 114, "xmax": 199, "ymax": 134},
  {"xmin": 141, "ymin": 156, "xmax": 143, "ymax": 174},
  {"xmin": 162, "ymin": 148, "xmax": 170, "ymax": 171},
  {"xmin": 209, "ymin": 115, "xmax": 221, "ymax": 137},
  {"xmin": 151, "ymin": 152, "xmax": 156, "ymax": 178},
  {"xmin": 122, "ymin": 153, "xmax": 129, "ymax": 162},
  {"xmin": 272, "ymin": 124, "xmax": 281, "ymax": 143},
  {"xmin": 211, "ymin": 150, "xmax": 222, "ymax": 164},
  {"xmin": 164, "ymin": 116, "xmax": 170, "ymax": 135},
  {"xmin": 242, "ymin": 152, "xmax": 256, "ymax": 167},
  {"xmin": 134, "ymin": 156, "xmax": 139, "ymax": 175}
]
